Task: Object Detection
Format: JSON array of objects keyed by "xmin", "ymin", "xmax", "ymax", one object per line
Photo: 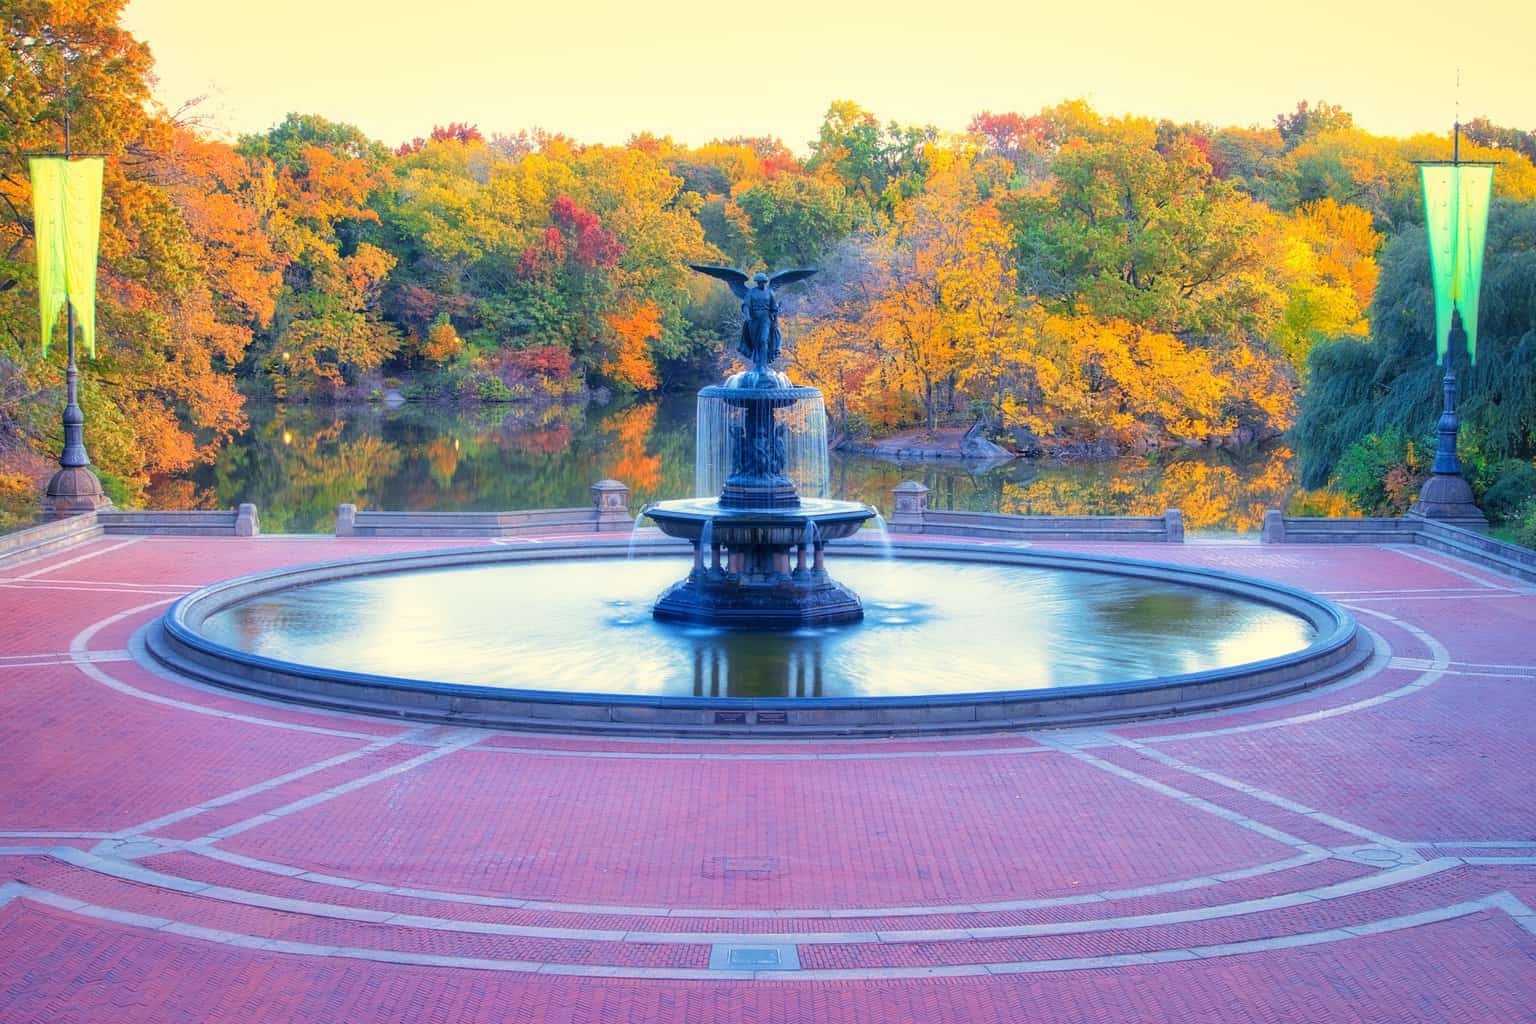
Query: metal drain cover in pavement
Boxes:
[
  {"xmin": 701, "ymin": 856, "xmax": 781, "ymax": 879},
  {"xmin": 709, "ymin": 944, "xmax": 802, "ymax": 971}
]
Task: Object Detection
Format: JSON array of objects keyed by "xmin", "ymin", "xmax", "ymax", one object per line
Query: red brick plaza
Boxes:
[{"xmin": 1, "ymin": 533, "xmax": 1534, "ymax": 1022}]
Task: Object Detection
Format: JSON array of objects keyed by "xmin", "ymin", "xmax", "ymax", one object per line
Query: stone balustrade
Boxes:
[
  {"xmin": 889, "ymin": 481, "xmax": 1184, "ymax": 542},
  {"xmin": 335, "ymin": 480, "xmax": 632, "ymax": 537}
]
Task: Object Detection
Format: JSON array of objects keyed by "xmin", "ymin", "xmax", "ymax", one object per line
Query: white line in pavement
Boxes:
[
  {"xmin": 122, "ymin": 729, "xmax": 435, "ymax": 836},
  {"xmin": 1143, "ymin": 608, "xmax": 1449, "ymax": 744},
  {"xmin": 1383, "ymin": 545, "xmax": 1525, "ymax": 589},
  {"xmin": 11, "ymin": 539, "xmax": 142, "ymax": 580},
  {"xmin": 185, "ymin": 843, "xmax": 1329, "ymax": 920},
  {"xmin": 189, "ymin": 730, "xmax": 485, "ymax": 843},
  {"xmin": 1, "ymin": 882, "xmax": 1518, "ymax": 980},
  {"xmin": 0, "ymin": 651, "xmax": 132, "ymax": 670},
  {"xmin": 1106, "ymin": 735, "xmax": 1415, "ymax": 855},
  {"xmin": 15, "ymin": 845, "xmax": 1461, "ymax": 946},
  {"xmin": 66, "ymin": 602, "xmax": 393, "ymax": 740}
]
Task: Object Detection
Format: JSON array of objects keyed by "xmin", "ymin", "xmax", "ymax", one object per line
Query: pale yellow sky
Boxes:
[{"xmin": 122, "ymin": 0, "xmax": 1534, "ymax": 149}]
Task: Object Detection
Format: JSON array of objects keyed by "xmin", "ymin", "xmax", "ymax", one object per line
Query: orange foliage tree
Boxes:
[
  {"xmin": 0, "ymin": 1, "xmax": 281, "ymax": 497},
  {"xmin": 603, "ymin": 301, "xmax": 661, "ymax": 391}
]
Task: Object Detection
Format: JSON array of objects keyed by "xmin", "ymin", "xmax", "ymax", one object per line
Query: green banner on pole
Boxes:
[
  {"xmin": 1420, "ymin": 162, "xmax": 1494, "ymax": 364},
  {"xmin": 29, "ymin": 157, "xmax": 104, "ymax": 358}
]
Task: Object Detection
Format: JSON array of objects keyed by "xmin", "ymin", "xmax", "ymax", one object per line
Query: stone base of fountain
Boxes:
[
  {"xmin": 654, "ymin": 569, "xmax": 864, "ymax": 628},
  {"xmin": 644, "ymin": 498, "xmax": 874, "ymax": 627}
]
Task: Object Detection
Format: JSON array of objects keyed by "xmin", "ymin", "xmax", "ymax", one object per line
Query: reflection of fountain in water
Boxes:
[{"xmin": 689, "ymin": 632, "xmax": 825, "ymax": 698}]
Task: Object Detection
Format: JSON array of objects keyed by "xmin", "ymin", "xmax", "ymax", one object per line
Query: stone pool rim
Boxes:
[{"xmin": 145, "ymin": 538, "xmax": 1370, "ymax": 735}]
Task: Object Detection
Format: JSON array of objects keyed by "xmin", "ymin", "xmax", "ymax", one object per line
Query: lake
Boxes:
[{"xmin": 155, "ymin": 397, "xmax": 1299, "ymax": 535}]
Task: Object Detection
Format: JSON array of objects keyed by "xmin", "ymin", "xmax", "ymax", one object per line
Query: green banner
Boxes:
[
  {"xmin": 1420, "ymin": 163, "xmax": 1494, "ymax": 364},
  {"xmin": 29, "ymin": 157, "xmax": 104, "ymax": 358}
]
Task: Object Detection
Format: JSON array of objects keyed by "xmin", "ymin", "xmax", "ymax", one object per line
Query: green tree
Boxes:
[
  {"xmin": 1295, "ymin": 201, "xmax": 1536, "ymax": 487},
  {"xmin": 807, "ymin": 100, "xmax": 939, "ymax": 217},
  {"xmin": 730, "ymin": 173, "xmax": 858, "ymax": 267},
  {"xmin": 1006, "ymin": 109, "xmax": 1288, "ymax": 345}
]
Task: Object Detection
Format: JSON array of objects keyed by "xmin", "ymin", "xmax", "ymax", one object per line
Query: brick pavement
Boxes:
[{"xmin": 1, "ymin": 534, "xmax": 1533, "ymax": 1022}]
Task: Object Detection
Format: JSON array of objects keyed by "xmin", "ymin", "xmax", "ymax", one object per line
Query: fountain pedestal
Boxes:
[
  {"xmin": 645, "ymin": 370, "xmax": 874, "ymax": 627},
  {"xmin": 647, "ymin": 499, "xmax": 872, "ymax": 627}
]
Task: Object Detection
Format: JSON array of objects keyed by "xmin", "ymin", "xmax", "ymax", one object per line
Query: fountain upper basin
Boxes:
[{"xmin": 642, "ymin": 496, "xmax": 875, "ymax": 545}]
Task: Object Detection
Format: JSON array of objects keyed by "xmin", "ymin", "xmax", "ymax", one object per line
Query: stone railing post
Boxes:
[
  {"xmin": 1260, "ymin": 509, "xmax": 1285, "ymax": 544},
  {"xmin": 890, "ymin": 480, "xmax": 929, "ymax": 532},
  {"xmin": 336, "ymin": 503, "xmax": 357, "ymax": 537},
  {"xmin": 591, "ymin": 479, "xmax": 631, "ymax": 532},
  {"xmin": 1162, "ymin": 509, "xmax": 1184, "ymax": 543},
  {"xmin": 235, "ymin": 503, "xmax": 260, "ymax": 537}
]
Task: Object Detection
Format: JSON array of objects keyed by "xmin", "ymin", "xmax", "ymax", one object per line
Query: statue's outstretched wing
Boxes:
[
  {"xmin": 688, "ymin": 264, "xmax": 750, "ymax": 300},
  {"xmin": 768, "ymin": 268, "xmax": 818, "ymax": 290}
]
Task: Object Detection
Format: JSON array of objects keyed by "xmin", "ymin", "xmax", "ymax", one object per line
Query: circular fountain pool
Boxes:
[{"xmin": 148, "ymin": 540, "xmax": 1368, "ymax": 734}]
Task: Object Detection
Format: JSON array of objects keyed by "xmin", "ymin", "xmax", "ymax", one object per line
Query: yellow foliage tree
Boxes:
[
  {"xmin": 872, "ymin": 172, "xmax": 1019, "ymax": 430},
  {"xmin": 1274, "ymin": 198, "xmax": 1379, "ymax": 368},
  {"xmin": 1027, "ymin": 314, "xmax": 1229, "ymax": 447}
]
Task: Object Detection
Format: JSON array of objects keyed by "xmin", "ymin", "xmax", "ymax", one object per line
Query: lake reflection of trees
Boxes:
[
  {"xmin": 161, "ymin": 398, "xmax": 1296, "ymax": 533},
  {"xmin": 997, "ymin": 449, "xmax": 1296, "ymax": 532}
]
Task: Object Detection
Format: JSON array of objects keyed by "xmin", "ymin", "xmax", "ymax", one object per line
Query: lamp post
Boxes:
[
  {"xmin": 34, "ymin": 107, "xmax": 111, "ymax": 518},
  {"xmin": 1408, "ymin": 124, "xmax": 1493, "ymax": 530}
]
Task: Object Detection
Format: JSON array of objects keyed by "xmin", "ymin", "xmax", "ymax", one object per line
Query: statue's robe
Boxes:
[{"xmin": 740, "ymin": 287, "xmax": 780, "ymax": 365}]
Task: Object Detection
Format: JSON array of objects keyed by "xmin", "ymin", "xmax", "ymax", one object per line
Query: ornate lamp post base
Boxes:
[
  {"xmin": 42, "ymin": 465, "xmax": 111, "ymax": 519},
  {"xmin": 1407, "ymin": 328, "xmax": 1487, "ymax": 532},
  {"xmin": 1408, "ymin": 474, "xmax": 1487, "ymax": 530},
  {"xmin": 41, "ymin": 364, "xmax": 111, "ymax": 520}
]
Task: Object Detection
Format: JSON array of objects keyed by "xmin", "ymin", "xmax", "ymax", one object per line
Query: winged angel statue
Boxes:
[{"xmin": 689, "ymin": 265, "xmax": 818, "ymax": 368}]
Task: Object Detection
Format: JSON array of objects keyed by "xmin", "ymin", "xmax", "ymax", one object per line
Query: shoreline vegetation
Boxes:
[
  {"xmin": 105, "ymin": 397, "xmax": 1310, "ymax": 535},
  {"xmin": 4, "ymin": 3, "xmax": 1536, "ymax": 540}
]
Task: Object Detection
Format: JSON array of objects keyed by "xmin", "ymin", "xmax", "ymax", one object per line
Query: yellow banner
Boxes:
[
  {"xmin": 29, "ymin": 157, "xmax": 104, "ymax": 358},
  {"xmin": 29, "ymin": 159, "xmax": 68, "ymax": 357}
]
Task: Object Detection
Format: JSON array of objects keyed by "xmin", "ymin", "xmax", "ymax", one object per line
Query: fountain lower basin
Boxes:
[
  {"xmin": 145, "ymin": 539, "xmax": 1370, "ymax": 736},
  {"xmin": 643, "ymin": 497, "xmax": 875, "ymax": 627}
]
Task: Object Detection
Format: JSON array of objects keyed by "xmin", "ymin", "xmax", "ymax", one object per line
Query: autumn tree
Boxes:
[
  {"xmin": 568, "ymin": 144, "xmax": 712, "ymax": 369},
  {"xmin": 967, "ymin": 110, "xmax": 1057, "ymax": 183},
  {"xmin": 1272, "ymin": 198, "xmax": 1380, "ymax": 368},
  {"xmin": 782, "ymin": 235, "xmax": 887, "ymax": 433},
  {"xmin": 1208, "ymin": 126, "xmax": 1285, "ymax": 200},
  {"xmin": 0, "ymin": 0, "xmax": 276, "ymax": 498},
  {"xmin": 1461, "ymin": 118, "xmax": 1536, "ymax": 165},
  {"xmin": 1269, "ymin": 126, "xmax": 1536, "ymax": 232},
  {"xmin": 1274, "ymin": 101, "xmax": 1355, "ymax": 150},
  {"xmin": 807, "ymin": 101, "xmax": 939, "ymax": 217},
  {"xmin": 603, "ymin": 301, "xmax": 661, "ymax": 390},
  {"xmin": 876, "ymin": 172, "xmax": 1020, "ymax": 430},
  {"xmin": 239, "ymin": 114, "xmax": 398, "ymax": 394},
  {"xmin": 1007, "ymin": 108, "xmax": 1290, "ymax": 345}
]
